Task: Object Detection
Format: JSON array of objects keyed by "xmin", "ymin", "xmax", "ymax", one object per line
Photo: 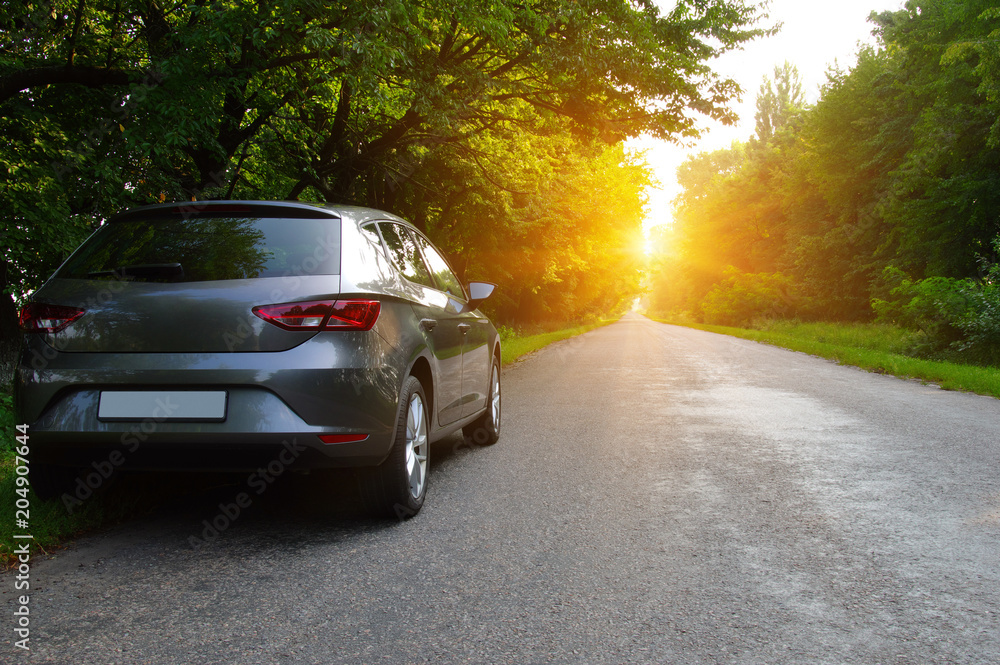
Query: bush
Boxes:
[
  {"xmin": 699, "ymin": 269, "xmax": 802, "ymax": 326},
  {"xmin": 0, "ymin": 391, "xmax": 14, "ymax": 456},
  {"xmin": 874, "ymin": 266, "xmax": 1000, "ymax": 366}
]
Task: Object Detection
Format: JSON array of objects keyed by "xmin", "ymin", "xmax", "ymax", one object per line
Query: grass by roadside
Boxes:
[
  {"xmin": 653, "ymin": 317, "xmax": 1000, "ymax": 400},
  {"xmin": 0, "ymin": 398, "xmax": 161, "ymax": 565},
  {"xmin": 0, "ymin": 454, "xmax": 146, "ymax": 556},
  {"xmin": 499, "ymin": 319, "xmax": 614, "ymax": 366},
  {"xmin": 0, "ymin": 318, "xmax": 613, "ymax": 565}
]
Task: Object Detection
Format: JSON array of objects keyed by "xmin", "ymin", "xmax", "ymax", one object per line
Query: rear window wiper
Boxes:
[{"xmin": 87, "ymin": 263, "xmax": 185, "ymax": 281}]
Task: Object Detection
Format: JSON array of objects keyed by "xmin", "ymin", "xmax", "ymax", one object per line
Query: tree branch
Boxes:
[
  {"xmin": 0, "ymin": 66, "xmax": 137, "ymax": 106},
  {"xmin": 67, "ymin": 0, "xmax": 87, "ymax": 67}
]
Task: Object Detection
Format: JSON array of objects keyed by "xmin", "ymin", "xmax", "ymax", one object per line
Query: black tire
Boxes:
[
  {"xmin": 463, "ymin": 356, "xmax": 501, "ymax": 446},
  {"xmin": 358, "ymin": 376, "xmax": 429, "ymax": 519},
  {"xmin": 29, "ymin": 464, "xmax": 80, "ymax": 502}
]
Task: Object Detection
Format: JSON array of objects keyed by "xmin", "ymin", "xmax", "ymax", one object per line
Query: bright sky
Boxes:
[{"xmin": 629, "ymin": 0, "xmax": 906, "ymax": 229}]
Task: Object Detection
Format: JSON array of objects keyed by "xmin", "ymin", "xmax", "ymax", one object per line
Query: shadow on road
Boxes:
[{"xmin": 50, "ymin": 431, "xmax": 480, "ymax": 555}]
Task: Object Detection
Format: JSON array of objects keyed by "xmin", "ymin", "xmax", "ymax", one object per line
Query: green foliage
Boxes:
[
  {"xmin": 874, "ymin": 264, "xmax": 1000, "ymax": 367},
  {"xmin": 700, "ymin": 269, "xmax": 800, "ymax": 326},
  {"xmin": 650, "ymin": 0, "xmax": 1000, "ymax": 351},
  {"xmin": 395, "ymin": 135, "xmax": 650, "ymax": 325},
  {"xmin": 0, "ymin": 0, "xmax": 769, "ymax": 330},
  {"xmin": 752, "ymin": 61, "xmax": 806, "ymax": 143},
  {"xmin": 869, "ymin": 0, "xmax": 1000, "ymax": 278},
  {"xmin": 0, "ymin": 391, "xmax": 13, "ymax": 455}
]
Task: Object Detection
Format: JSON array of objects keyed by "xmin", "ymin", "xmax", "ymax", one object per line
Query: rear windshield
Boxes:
[{"xmin": 56, "ymin": 216, "xmax": 341, "ymax": 282}]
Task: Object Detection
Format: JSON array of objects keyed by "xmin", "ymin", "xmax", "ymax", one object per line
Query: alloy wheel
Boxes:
[{"xmin": 405, "ymin": 393, "xmax": 428, "ymax": 500}]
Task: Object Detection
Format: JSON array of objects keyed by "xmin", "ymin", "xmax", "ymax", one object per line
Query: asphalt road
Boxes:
[{"xmin": 5, "ymin": 313, "xmax": 1000, "ymax": 664}]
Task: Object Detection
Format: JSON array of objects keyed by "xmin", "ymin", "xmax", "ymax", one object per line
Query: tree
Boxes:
[
  {"xmin": 752, "ymin": 61, "xmax": 806, "ymax": 143},
  {"xmin": 653, "ymin": 0, "xmax": 1000, "ymax": 328},
  {"xmin": 872, "ymin": 0, "xmax": 1000, "ymax": 278},
  {"xmin": 1, "ymin": 0, "xmax": 771, "ymax": 342},
  {"xmin": 777, "ymin": 48, "xmax": 908, "ymax": 320}
]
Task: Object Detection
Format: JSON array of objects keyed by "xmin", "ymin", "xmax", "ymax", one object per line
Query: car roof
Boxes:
[{"xmin": 110, "ymin": 200, "xmax": 410, "ymax": 228}]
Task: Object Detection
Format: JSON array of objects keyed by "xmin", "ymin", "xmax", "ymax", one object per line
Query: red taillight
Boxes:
[
  {"xmin": 326, "ymin": 300, "xmax": 381, "ymax": 330},
  {"xmin": 253, "ymin": 300, "xmax": 380, "ymax": 331},
  {"xmin": 18, "ymin": 303, "xmax": 85, "ymax": 333},
  {"xmin": 253, "ymin": 300, "xmax": 330, "ymax": 329},
  {"xmin": 318, "ymin": 434, "xmax": 370, "ymax": 445}
]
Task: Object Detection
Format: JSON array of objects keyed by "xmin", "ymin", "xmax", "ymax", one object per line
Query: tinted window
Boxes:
[
  {"xmin": 415, "ymin": 234, "xmax": 466, "ymax": 299},
  {"xmin": 57, "ymin": 217, "xmax": 340, "ymax": 282},
  {"xmin": 378, "ymin": 223, "xmax": 434, "ymax": 288}
]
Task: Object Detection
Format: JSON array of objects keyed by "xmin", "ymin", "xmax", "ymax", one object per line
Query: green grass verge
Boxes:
[
  {"xmin": 0, "ymin": 318, "xmax": 612, "ymax": 564},
  {"xmin": 0, "ymin": 455, "xmax": 148, "ymax": 560},
  {"xmin": 1, "ymin": 410, "xmax": 161, "ymax": 565},
  {"xmin": 500, "ymin": 319, "xmax": 614, "ymax": 365},
  {"xmin": 653, "ymin": 318, "xmax": 1000, "ymax": 399}
]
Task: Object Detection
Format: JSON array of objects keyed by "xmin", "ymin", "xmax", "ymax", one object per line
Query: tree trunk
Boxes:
[{"xmin": 0, "ymin": 261, "xmax": 22, "ymax": 388}]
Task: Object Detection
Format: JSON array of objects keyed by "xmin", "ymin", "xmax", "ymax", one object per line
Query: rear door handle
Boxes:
[
  {"xmin": 420, "ymin": 318, "xmax": 437, "ymax": 332},
  {"xmin": 457, "ymin": 323, "xmax": 471, "ymax": 334}
]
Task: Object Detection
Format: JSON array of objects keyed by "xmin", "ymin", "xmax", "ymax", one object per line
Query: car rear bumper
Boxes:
[{"xmin": 15, "ymin": 332, "xmax": 404, "ymax": 470}]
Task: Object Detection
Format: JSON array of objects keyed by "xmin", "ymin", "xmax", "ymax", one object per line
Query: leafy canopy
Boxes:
[{"xmin": 1, "ymin": 0, "xmax": 770, "ymax": 334}]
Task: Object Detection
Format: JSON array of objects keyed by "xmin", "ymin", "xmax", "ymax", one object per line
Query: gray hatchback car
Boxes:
[{"xmin": 15, "ymin": 201, "xmax": 501, "ymax": 517}]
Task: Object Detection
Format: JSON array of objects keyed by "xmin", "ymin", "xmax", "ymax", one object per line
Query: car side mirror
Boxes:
[{"xmin": 465, "ymin": 281, "xmax": 496, "ymax": 312}]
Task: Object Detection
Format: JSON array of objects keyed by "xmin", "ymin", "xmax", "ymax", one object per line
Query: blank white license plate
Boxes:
[{"xmin": 97, "ymin": 391, "xmax": 228, "ymax": 421}]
